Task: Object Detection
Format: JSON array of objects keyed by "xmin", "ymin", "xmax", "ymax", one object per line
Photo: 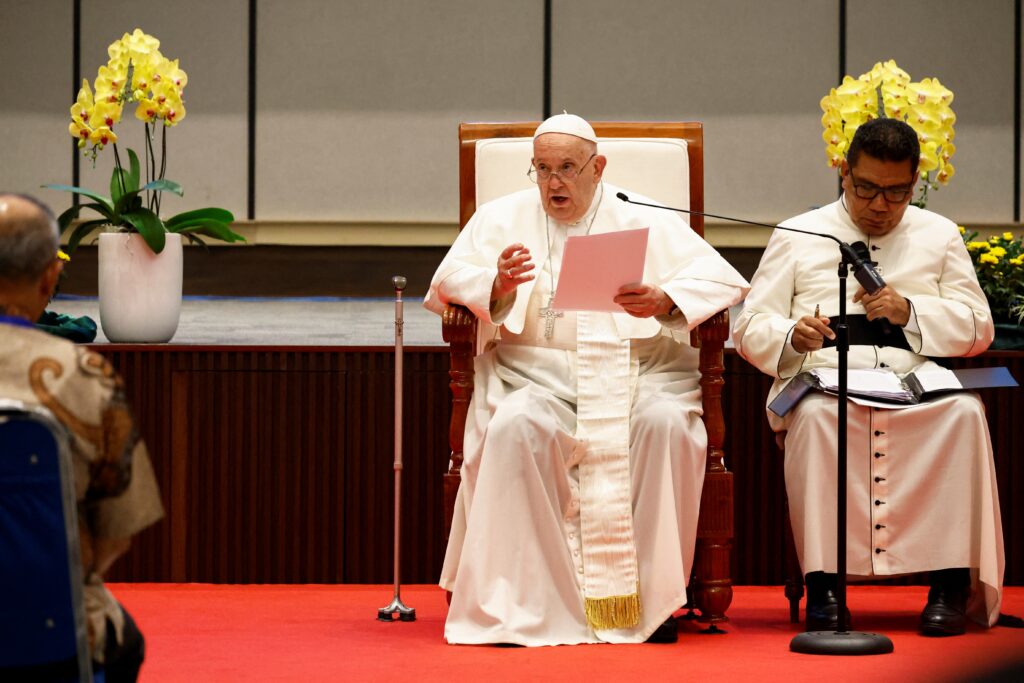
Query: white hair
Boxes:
[{"xmin": 0, "ymin": 193, "xmax": 59, "ymax": 282}]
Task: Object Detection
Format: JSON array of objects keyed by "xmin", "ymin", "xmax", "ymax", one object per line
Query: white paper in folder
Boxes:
[{"xmin": 550, "ymin": 228, "xmax": 649, "ymax": 312}]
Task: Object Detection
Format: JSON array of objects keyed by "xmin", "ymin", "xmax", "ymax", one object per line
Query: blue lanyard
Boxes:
[{"xmin": 0, "ymin": 315, "xmax": 34, "ymax": 329}]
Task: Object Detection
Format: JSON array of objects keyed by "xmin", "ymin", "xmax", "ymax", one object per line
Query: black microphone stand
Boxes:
[
  {"xmin": 788, "ymin": 255, "xmax": 893, "ymax": 655},
  {"xmin": 615, "ymin": 192, "xmax": 893, "ymax": 655}
]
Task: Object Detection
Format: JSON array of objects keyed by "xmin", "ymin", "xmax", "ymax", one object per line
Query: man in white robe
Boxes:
[
  {"xmin": 733, "ymin": 118, "xmax": 1003, "ymax": 635},
  {"xmin": 425, "ymin": 114, "xmax": 748, "ymax": 645}
]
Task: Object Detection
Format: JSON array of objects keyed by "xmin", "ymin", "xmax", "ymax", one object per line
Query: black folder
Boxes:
[{"xmin": 768, "ymin": 366, "xmax": 1018, "ymax": 418}]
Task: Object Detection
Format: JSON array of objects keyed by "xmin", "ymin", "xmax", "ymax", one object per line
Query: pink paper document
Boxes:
[{"xmin": 550, "ymin": 228, "xmax": 649, "ymax": 312}]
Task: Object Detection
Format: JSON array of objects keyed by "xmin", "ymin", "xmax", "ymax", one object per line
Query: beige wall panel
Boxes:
[
  {"xmin": 256, "ymin": 0, "xmax": 543, "ymax": 221},
  {"xmin": 550, "ymin": 0, "xmax": 838, "ymax": 223},
  {"xmin": 78, "ymin": 0, "xmax": 248, "ymax": 219},
  {"xmin": 849, "ymin": 0, "xmax": 1014, "ymax": 222},
  {"xmin": 0, "ymin": 1, "xmax": 74, "ymax": 210}
]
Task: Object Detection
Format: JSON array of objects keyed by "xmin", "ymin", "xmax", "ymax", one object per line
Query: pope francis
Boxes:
[{"xmin": 425, "ymin": 114, "xmax": 748, "ymax": 645}]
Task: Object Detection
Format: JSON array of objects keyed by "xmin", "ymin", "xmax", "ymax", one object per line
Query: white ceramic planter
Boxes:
[{"xmin": 98, "ymin": 232, "xmax": 183, "ymax": 343}]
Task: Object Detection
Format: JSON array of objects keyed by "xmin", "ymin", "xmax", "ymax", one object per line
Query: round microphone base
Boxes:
[{"xmin": 790, "ymin": 630, "xmax": 894, "ymax": 656}]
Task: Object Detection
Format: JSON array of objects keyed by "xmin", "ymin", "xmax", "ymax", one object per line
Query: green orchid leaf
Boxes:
[
  {"xmin": 111, "ymin": 167, "xmax": 126, "ymax": 204},
  {"xmin": 81, "ymin": 201, "xmax": 112, "ymax": 215},
  {"xmin": 166, "ymin": 207, "xmax": 235, "ymax": 227},
  {"xmin": 122, "ymin": 208, "xmax": 167, "ymax": 253},
  {"xmin": 56, "ymin": 206, "xmax": 80, "ymax": 232},
  {"xmin": 43, "ymin": 184, "xmax": 114, "ymax": 213},
  {"xmin": 113, "ymin": 188, "xmax": 144, "ymax": 218},
  {"xmin": 112, "ymin": 149, "xmax": 142, "ymax": 202},
  {"xmin": 143, "ymin": 179, "xmax": 184, "ymax": 196},
  {"xmin": 181, "ymin": 232, "xmax": 208, "ymax": 248},
  {"xmin": 57, "ymin": 203, "xmax": 114, "ymax": 249},
  {"xmin": 66, "ymin": 219, "xmax": 109, "ymax": 254},
  {"xmin": 127, "ymin": 148, "xmax": 141, "ymax": 193},
  {"xmin": 172, "ymin": 219, "xmax": 246, "ymax": 243}
]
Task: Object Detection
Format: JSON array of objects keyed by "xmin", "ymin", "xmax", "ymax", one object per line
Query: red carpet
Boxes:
[{"xmin": 112, "ymin": 584, "xmax": 1023, "ymax": 682}]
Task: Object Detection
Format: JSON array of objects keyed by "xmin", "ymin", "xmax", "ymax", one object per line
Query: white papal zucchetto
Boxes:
[{"xmin": 533, "ymin": 112, "xmax": 598, "ymax": 143}]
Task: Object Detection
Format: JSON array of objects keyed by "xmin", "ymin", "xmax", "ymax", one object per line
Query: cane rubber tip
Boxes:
[{"xmin": 392, "ymin": 276, "xmax": 407, "ymax": 290}]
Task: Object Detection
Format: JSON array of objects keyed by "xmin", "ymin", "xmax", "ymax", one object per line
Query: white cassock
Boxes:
[
  {"xmin": 425, "ymin": 182, "xmax": 748, "ymax": 645},
  {"xmin": 732, "ymin": 197, "xmax": 1004, "ymax": 626}
]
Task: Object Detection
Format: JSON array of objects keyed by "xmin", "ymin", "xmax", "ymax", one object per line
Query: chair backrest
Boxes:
[
  {"xmin": 458, "ymin": 122, "xmax": 704, "ymax": 237},
  {"xmin": 0, "ymin": 401, "xmax": 93, "ymax": 682}
]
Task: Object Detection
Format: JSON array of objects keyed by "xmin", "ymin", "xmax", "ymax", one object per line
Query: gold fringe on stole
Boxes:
[{"xmin": 584, "ymin": 586, "xmax": 642, "ymax": 630}]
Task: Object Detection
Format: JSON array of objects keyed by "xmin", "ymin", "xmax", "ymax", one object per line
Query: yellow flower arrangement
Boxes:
[
  {"xmin": 961, "ymin": 227, "xmax": 1024, "ymax": 323},
  {"xmin": 46, "ymin": 29, "xmax": 242, "ymax": 254},
  {"xmin": 821, "ymin": 59, "xmax": 955, "ymax": 207}
]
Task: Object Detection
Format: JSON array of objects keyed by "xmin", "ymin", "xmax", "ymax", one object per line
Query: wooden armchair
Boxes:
[{"xmin": 441, "ymin": 122, "xmax": 733, "ymax": 628}]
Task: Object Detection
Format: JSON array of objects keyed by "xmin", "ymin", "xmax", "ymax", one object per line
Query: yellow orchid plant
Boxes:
[
  {"xmin": 820, "ymin": 60, "xmax": 956, "ymax": 207},
  {"xmin": 46, "ymin": 29, "xmax": 243, "ymax": 254}
]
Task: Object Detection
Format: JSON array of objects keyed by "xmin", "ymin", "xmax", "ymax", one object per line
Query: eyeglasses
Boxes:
[
  {"xmin": 527, "ymin": 154, "xmax": 596, "ymax": 183},
  {"xmin": 849, "ymin": 173, "xmax": 914, "ymax": 203}
]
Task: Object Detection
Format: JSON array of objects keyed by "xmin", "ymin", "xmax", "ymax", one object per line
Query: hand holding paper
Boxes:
[{"xmin": 613, "ymin": 283, "xmax": 673, "ymax": 318}]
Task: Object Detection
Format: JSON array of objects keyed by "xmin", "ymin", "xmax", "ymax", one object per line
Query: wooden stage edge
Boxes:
[{"xmin": 94, "ymin": 344, "xmax": 1024, "ymax": 588}]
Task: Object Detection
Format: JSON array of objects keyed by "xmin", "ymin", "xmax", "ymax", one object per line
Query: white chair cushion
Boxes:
[{"xmin": 475, "ymin": 137, "xmax": 690, "ymax": 211}]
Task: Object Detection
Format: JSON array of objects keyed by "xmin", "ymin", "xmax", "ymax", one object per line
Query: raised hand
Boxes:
[{"xmin": 492, "ymin": 243, "xmax": 536, "ymax": 300}]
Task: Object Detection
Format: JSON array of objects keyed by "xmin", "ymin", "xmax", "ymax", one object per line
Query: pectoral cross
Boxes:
[{"xmin": 539, "ymin": 295, "xmax": 564, "ymax": 339}]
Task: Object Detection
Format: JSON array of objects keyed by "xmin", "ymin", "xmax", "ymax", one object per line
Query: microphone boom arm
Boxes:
[{"xmin": 616, "ymin": 192, "xmax": 884, "ymax": 295}]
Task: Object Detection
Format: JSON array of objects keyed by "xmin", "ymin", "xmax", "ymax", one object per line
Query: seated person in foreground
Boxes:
[
  {"xmin": 732, "ymin": 119, "xmax": 1003, "ymax": 636},
  {"xmin": 0, "ymin": 194, "xmax": 164, "ymax": 680},
  {"xmin": 424, "ymin": 114, "xmax": 749, "ymax": 645}
]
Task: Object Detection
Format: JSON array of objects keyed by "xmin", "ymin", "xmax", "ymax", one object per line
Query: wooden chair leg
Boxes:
[
  {"xmin": 693, "ymin": 470, "xmax": 733, "ymax": 633},
  {"xmin": 783, "ymin": 500, "xmax": 804, "ymax": 623},
  {"xmin": 691, "ymin": 311, "xmax": 732, "ymax": 632}
]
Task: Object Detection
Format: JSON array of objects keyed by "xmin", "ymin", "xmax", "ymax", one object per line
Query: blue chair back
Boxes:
[{"xmin": 0, "ymin": 401, "xmax": 93, "ymax": 682}]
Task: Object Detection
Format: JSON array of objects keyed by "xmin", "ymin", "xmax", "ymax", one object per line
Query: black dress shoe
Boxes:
[
  {"xmin": 805, "ymin": 589, "xmax": 853, "ymax": 632},
  {"xmin": 646, "ymin": 616, "xmax": 678, "ymax": 643},
  {"xmin": 920, "ymin": 584, "xmax": 969, "ymax": 636}
]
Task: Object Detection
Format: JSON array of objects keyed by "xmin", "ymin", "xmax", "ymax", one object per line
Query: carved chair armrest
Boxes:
[{"xmin": 442, "ymin": 303, "xmax": 477, "ymax": 540}]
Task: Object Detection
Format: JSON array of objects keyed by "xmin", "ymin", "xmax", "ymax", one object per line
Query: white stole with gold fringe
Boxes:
[{"xmin": 575, "ymin": 310, "xmax": 641, "ymax": 630}]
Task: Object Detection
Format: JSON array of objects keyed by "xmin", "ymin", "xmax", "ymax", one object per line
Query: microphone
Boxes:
[
  {"xmin": 849, "ymin": 241, "xmax": 885, "ymax": 295},
  {"xmin": 615, "ymin": 191, "xmax": 886, "ymax": 295}
]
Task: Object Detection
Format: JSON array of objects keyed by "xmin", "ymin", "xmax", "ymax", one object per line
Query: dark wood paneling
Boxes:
[
  {"xmin": 101, "ymin": 348, "xmax": 451, "ymax": 584},
  {"xmin": 98, "ymin": 346, "xmax": 1023, "ymax": 586},
  {"xmin": 59, "ymin": 246, "xmax": 451, "ymax": 298}
]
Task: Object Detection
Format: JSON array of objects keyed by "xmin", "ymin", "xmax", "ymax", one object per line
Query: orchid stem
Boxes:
[
  {"xmin": 112, "ymin": 144, "xmax": 127, "ymax": 199},
  {"xmin": 157, "ymin": 124, "xmax": 168, "ymax": 216},
  {"xmin": 144, "ymin": 122, "xmax": 152, "ymax": 208},
  {"xmin": 146, "ymin": 123, "xmax": 158, "ymax": 212}
]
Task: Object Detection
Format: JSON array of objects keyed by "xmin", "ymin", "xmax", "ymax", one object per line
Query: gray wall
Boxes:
[{"xmin": 0, "ymin": 0, "xmax": 1017, "ymax": 233}]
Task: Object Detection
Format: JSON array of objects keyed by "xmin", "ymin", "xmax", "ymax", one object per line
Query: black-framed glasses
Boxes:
[
  {"xmin": 527, "ymin": 154, "xmax": 596, "ymax": 183},
  {"xmin": 849, "ymin": 173, "xmax": 914, "ymax": 203}
]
